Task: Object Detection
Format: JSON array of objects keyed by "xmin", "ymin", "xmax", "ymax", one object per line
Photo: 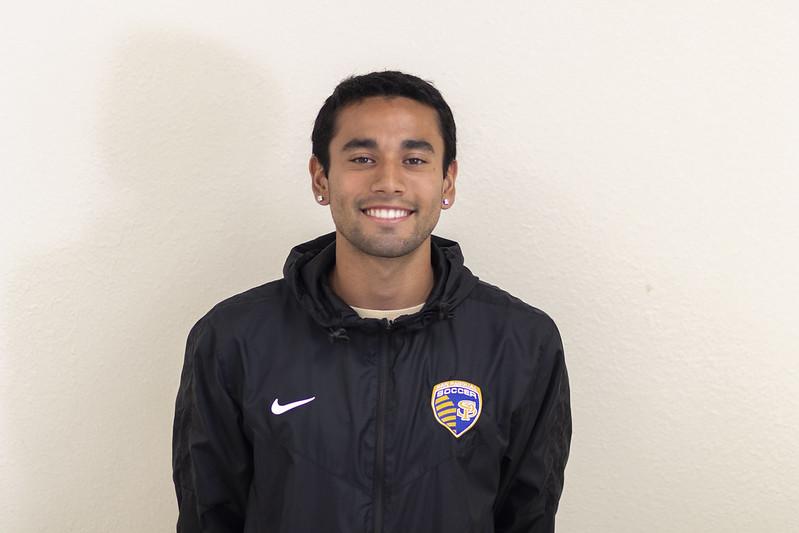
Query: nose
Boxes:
[{"xmin": 370, "ymin": 160, "xmax": 405, "ymax": 195}]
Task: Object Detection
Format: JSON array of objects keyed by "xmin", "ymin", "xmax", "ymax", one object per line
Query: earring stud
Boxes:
[
  {"xmin": 317, "ymin": 195, "xmax": 324, "ymax": 202},
  {"xmin": 442, "ymin": 198, "xmax": 450, "ymax": 206}
]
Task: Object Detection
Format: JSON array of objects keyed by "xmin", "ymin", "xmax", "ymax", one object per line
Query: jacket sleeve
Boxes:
[
  {"xmin": 172, "ymin": 314, "xmax": 253, "ymax": 532},
  {"xmin": 494, "ymin": 321, "xmax": 572, "ymax": 533}
]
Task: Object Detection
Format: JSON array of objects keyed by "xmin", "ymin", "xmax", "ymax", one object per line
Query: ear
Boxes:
[
  {"xmin": 309, "ymin": 155, "xmax": 329, "ymax": 205},
  {"xmin": 441, "ymin": 160, "xmax": 458, "ymax": 209}
]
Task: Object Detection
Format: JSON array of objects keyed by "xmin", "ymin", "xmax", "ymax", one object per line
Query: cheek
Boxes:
[
  {"xmin": 327, "ymin": 190, "xmax": 359, "ymax": 222},
  {"xmin": 328, "ymin": 198, "xmax": 347, "ymax": 220},
  {"xmin": 328, "ymin": 173, "xmax": 365, "ymax": 201},
  {"xmin": 419, "ymin": 194, "xmax": 443, "ymax": 221},
  {"xmin": 423, "ymin": 182, "xmax": 445, "ymax": 206}
]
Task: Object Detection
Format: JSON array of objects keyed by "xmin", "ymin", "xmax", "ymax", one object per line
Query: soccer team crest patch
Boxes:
[{"xmin": 431, "ymin": 380, "xmax": 482, "ymax": 438}]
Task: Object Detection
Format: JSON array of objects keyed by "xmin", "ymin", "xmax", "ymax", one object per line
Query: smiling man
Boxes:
[
  {"xmin": 173, "ymin": 71, "xmax": 572, "ymax": 533},
  {"xmin": 311, "ymin": 95, "xmax": 455, "ymax": 313}
]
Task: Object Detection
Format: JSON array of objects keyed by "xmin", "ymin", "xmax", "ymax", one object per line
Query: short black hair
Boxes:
[{"xmin": 311, "ymin": 71, "xmax": 456, "ymax": 177}]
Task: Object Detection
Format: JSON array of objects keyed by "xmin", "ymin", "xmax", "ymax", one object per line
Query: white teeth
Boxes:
[{"xmin": 365, "ymin": 208, "xmax": 411, "ymax": 219}]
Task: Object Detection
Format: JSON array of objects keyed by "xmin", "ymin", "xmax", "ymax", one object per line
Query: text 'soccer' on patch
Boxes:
[{"xmin": 431, "ymin": 380, "xmax": 483, "ymax": 438}]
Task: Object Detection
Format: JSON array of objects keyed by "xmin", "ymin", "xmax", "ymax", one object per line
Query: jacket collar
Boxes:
[{"xmin": 283, "ymin": 232, "xmax": 479, "ymax": 339}]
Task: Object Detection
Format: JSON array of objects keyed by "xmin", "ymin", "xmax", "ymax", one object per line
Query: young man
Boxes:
[{"xmin": 173, "ymin": 71, "xmax": 571, "ymax": 533}]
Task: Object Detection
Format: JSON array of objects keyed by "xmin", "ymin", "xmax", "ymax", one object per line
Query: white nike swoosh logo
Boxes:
[{"xmin": 271, "ymin": 396, "xmax": 316, "ymax": 415}]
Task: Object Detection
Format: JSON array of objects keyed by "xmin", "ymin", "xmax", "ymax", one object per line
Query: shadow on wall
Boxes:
[{"xmin": 2, "ymin": 28, "xmax": 279, "ymax": 532}]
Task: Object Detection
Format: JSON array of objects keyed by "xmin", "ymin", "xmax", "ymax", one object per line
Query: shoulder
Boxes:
[
  {"xmin": 464, "ymin": 280, "xmax": 560, "ymax": 338},
  {"xmin": 190, "ymin": 278, "xmax": 289, "ymax": 335}
]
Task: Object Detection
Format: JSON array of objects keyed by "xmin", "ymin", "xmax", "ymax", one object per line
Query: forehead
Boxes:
[{"xmin": 332, "ymin": 96, "xmax": 442, "ymax": 147}]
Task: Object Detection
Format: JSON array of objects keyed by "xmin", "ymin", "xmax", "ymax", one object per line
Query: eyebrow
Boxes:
[
  {"xmin": 401, "ymin": 139, "xmax": 435, "ymax": 153},
  {"xmin": 340, "ymin": 138, "xmax": 435, "ymax": 153},
  {"xmin": 341, "ymin": 138, "xmax": 378, "ymax": 151}
]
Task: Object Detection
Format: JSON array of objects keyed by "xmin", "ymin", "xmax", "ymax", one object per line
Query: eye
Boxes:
[
  {"xmin": 405, "ymin": 158, "xmax": 427, "ymax": 165},
  {"xmin": 350, "ymin": 156, "xmax": 374, "ymax": 164}
]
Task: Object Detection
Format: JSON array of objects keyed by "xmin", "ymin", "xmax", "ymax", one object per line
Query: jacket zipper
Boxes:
[{"xmin": 374, "ymin": 321, "xmax": 391, "ymax": 533}]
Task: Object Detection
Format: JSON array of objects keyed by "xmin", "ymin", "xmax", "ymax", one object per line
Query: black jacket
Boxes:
[{"xmin": 173, "ymin": 233, "xmax": 571, "ymax": 533}]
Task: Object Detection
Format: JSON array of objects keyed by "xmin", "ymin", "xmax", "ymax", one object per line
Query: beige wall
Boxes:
[{"xmin": 2, "ymin": 1, "xmax": 797, "ymax": 531}]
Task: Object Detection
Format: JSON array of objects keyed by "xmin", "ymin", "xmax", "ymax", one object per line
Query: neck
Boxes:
[{"xmin": 330, "ymin": 233, "xmax": 434, "ymax": 310}]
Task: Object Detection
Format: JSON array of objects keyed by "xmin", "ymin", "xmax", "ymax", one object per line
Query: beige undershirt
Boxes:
[{"xmin": 350, "ymin": 302, "xmax": 426, "ymax": 323}]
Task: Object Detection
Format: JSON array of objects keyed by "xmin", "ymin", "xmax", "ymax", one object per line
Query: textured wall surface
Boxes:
[{"xmin": 1, "ymin": 1, "xmax": 797, "ymax": 532}]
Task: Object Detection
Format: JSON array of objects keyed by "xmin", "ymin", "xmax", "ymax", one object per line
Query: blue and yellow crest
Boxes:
[{"xmin": 431, "ymin": 380, "xmax": 482, "ymax": 438}]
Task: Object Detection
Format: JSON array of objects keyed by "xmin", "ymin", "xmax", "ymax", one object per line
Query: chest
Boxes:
[{"xmin": 239, "ymin": 321, "xmax": 534, "ymax": 487}]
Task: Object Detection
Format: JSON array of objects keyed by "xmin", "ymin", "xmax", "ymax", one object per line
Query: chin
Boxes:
[
  {"xmin": 346, "ymin": 230, "xmax": 429, "ymax": 259},
  {"xmin": 360, "ymin": 239, "xmax": 420, "ymax": 259}
]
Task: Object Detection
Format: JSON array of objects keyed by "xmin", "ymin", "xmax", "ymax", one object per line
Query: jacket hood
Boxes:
[{"xmin": 283, "ymin": 232, "xmax": 479, "ymax": 339}]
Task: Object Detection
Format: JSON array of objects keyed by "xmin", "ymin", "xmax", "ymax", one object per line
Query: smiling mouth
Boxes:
[{"xmin": 362, "ymin": 208, "xmax": 414, "ymax": 220}]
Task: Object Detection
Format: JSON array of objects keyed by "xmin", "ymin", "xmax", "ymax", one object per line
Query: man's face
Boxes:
[{"xmin": 311, "ymin": 96, "xmax": 457, "ymax": 259}]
